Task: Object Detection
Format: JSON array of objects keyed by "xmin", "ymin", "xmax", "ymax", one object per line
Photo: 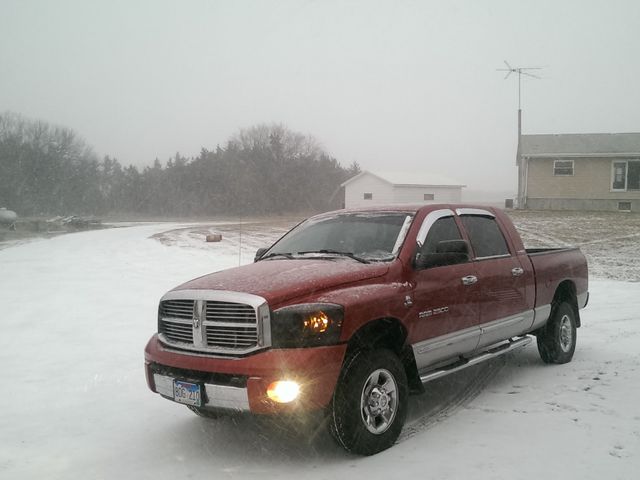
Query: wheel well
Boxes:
[
  {"xmin": 346, "ymin": 318, "xmax": 423, "ymax": 393},
  {"xmin": 552, "ymin": 280, "xmax": 580, "ymax": 327}
]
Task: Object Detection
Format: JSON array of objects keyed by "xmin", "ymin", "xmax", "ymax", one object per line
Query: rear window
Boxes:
[{"xmin": 460, "ymin": 215, "xmax": 510, "ymax": 258}]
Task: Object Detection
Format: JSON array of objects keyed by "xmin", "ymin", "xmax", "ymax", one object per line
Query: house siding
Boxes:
[
  {"xmin": 525, "ymin": 157, "xmax": 640, "ymax": 211},
  {"xmin": 344, "ymin": 174, "xmax": 394, "ymax": 208},
  {"xmin": 343, "ymin": 172, "xmax": 464, "ymax": 208},
  {"xmin": 526, "ymin": 198, "xmax": 640, "ymax": 211},
  {"xmin": 392, "ymin": 186, "xmax": 461, "ymax": 204}
]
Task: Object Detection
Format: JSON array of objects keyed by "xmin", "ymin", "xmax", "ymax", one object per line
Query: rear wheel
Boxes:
[
  {"xmin": 537, "ymin": 301, "xmax": 577, "ymax": 364},
  {"xmin": 328, "ymin": 349, "xmax": 408, "ymax": 455}
]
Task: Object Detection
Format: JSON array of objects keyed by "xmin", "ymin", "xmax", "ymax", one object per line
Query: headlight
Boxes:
[{"xmin": 271, "ymin": 303, "xmax": 344, "ymax": 348}]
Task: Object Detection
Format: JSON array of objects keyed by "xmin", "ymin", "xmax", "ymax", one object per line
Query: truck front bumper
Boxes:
[{"xmin": 144, "ymin": 334, "xmax": 347, "ymax": 414}]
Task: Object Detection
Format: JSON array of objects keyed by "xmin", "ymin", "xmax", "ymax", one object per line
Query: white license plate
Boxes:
[{"xmin": 173, "ymin": 380, "xmax": 202, "ymax": 407}]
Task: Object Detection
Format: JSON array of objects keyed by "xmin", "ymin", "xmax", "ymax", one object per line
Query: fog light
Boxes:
[{"xmin": 266, "ymin": 380, "xmax": 300, "ymax": 403}]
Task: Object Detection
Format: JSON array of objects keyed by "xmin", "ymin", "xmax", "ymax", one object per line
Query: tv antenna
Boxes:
[
  {"xmin": 497, "ymin": 61, "xmax": 542, "ymax": 209},
  {"xmin": 497, "ymin": 61, "xmax": 542, "ymax": 110}
]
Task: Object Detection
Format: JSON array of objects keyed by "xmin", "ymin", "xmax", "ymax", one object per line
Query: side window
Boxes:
[
  {"xmin": 460, "ymin": 215, "xmax": 510, "ymax": 258},
  {"xmin": 422, "ymin": 216, "xmax": 462, "ymax": 254}
]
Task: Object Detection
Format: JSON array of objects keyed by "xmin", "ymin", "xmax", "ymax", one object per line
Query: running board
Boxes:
[{"xmin": 418, "ymin": 336, "xmax": 533, "ymax": 385}]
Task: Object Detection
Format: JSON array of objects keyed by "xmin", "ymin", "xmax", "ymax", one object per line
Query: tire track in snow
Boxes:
[
  {"xmin": 399, "ymin": 357, "xmax": 506, "ymax": 442},
  {"xmin": 515, "ymin": 225, "xmax": 568, "ymax": 247}
]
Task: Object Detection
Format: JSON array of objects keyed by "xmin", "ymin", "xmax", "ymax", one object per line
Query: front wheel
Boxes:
[
  {"xmin": 537, "ymin": 301, "xmax": 577, "ymax": 364},
  {"xmin": 328, "ymin": 349, "xmax": 408, "ymax": 455}
]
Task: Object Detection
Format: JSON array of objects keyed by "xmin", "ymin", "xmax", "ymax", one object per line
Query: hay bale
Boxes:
[{"xmin": 206, "ymin": 234, "xmax": 222, "ymax": 242}]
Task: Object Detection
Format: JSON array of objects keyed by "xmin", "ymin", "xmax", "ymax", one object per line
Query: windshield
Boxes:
[{"xmin": 264, "ymin": 212, "xmax": 413, "ymax": 262}]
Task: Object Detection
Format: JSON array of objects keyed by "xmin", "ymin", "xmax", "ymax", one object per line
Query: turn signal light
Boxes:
[{"xmin": 303, "ymin": 311, "xmax": 330, "ymax": 333}]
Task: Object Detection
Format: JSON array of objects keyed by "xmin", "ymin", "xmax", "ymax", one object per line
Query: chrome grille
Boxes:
[
  {"xmin": 205, "ymin": 325, "xmax": 258, "ymax": 348},
  {"xmin": 205, "ymin": 301, "xmax": 256, "ymax": 323},
  {"xmin": 160, "ymin": 320, "xmax": 193, "ymax": 343},
  {"xmin": 157, "ymin": 291, "xmax": 270, "ymax": 356},
  {"xmin": 160, "ymin": 300, "xmax": 194, "ymax": 320}
]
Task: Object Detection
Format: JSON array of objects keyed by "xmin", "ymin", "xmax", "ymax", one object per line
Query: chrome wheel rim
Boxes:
[
  {"xmin": 360, "ymin": 368, "xmax": 398, "ymax": 435},
  {"xmin": 559, "ymin": 314, "xmax": 573, "ymax": 352}
]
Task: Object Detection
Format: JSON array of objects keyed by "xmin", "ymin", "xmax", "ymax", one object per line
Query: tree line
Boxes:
[{"xmin": 0, "ymin": 112, "xmax": 359, "ymax": 217}]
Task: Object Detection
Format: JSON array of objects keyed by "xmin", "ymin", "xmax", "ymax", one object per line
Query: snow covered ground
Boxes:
[{"xmin": 0, "ymin": 221, "xmax": 639, "ymax": 480}]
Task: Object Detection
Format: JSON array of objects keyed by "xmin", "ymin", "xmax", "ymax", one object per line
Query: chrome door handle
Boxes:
[
  {"xmin": 461, "ymin": 275, "xmax": 478, "ymax": 286},
  {"xmin": 511, "ymin": 267, "xmax": 524, "ymax": 276}
]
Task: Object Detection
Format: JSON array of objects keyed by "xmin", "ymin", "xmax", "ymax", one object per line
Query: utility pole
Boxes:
[{"xmin": 497, "ymin": 61, "xmax": 541, "ymax": 209}]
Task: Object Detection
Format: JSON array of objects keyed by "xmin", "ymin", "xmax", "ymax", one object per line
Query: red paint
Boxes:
[
  {"xmin": 144, "ymin": 204, "xmax": 588, "ymax": 415},
  {"xmin": 145, "ymin": 335, "xmax": 346, "ymax": 412},
  {"xmin": 174, "ymin": 257, "xmax": 390, "ymax": 309}
]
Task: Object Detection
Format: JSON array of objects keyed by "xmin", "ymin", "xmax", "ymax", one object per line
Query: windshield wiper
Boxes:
[
  {"xmin": 297, "ymin": 249, "xmax": 370, "ymax": 264},
  {"xmin": 259, "ymin": 252, "xmax": 295, "ymax": 261}
]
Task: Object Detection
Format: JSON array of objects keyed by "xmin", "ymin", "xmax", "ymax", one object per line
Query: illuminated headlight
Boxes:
[
  {"xmin": 271, "ymin": 303, "xmax": 344, "ymax": 348},
  {"xmin": 267, "ymin": 380, "xmax": 301, "ymax": 403}
]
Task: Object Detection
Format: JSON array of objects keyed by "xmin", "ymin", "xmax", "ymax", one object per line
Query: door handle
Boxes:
[
  {"xmin": 511, "ymin": 267, "xmax": 524, "ymax": 276},
  {"xmin": 461, "ymin": 275, "xmax": 478, "ymax": 286}
]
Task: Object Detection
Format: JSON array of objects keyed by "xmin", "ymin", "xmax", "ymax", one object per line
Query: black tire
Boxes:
[
  {"xmin": 328, "ymin": 349, "xmax": 408, "ymax": 455},
  {"xmin": 537, "ymin": 301, "xmax": 577, "ymax": 364},
  {"xmin": 187, "ymin": 405, "xmax": 220, "ymax": 419}
]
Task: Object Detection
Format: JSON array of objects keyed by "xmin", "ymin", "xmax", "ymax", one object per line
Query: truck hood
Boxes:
[{"xmin": 173, "ymin": 258, "xmax": 390, "ymax": 306}]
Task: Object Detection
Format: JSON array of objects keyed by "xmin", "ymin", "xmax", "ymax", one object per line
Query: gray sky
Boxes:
[{"xmin": 2, "ymin": 0, "xmax": 639, "ymax": 195}]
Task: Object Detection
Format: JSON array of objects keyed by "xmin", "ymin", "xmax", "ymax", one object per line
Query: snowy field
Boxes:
[
  {"xmin": 508, "ymin": 209, "xmax": 640, "ymax": 282},
  {"xmin": 1, "ymin": 216, "xmax": 639, "ymax": 480}
]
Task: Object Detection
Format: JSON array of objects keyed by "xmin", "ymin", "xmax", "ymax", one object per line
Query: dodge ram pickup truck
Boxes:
[{"xmin": 144, "ymin": 204, "xmax": 588, "ymax": 455}]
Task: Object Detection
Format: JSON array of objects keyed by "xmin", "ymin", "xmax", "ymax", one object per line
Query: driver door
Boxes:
[{"xmin": 406, "ymin": 209, "xmax": 480, "ymax": 370}]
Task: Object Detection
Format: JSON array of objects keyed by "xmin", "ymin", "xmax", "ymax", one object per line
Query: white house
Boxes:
[{"xmin": 341, "ymin": 170, "xmax": 465, "ymax": 209}]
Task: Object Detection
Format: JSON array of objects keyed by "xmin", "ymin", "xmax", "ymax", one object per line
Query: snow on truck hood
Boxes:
[{"xmin": 172, "ymin": 258, "xmax": 390, "ymax": 306}]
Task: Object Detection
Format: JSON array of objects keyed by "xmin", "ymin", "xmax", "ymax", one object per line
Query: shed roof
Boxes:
[
  {"xmin": 520, "ymin": 133, "xmax": 640, "ymax": 157},
  {"xmin": 341, "ymin": 170, "xmax": 465, "ymax": 188}
]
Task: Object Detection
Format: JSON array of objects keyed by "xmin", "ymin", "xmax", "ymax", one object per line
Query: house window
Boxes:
[
  {"xmin": 629, "ymin": 162, "xmax": 640, "ymax": 190},
  {"xmin": 363, "ymin": 192, "xmax": 373, "ymax": 200},
  {"xmin": 423, "ymin": 193, "xmax": 434, "ymax": 200},
  {"xmin": 618, "ymin": 201, "xmax": 632, "ymax": 212},
  {"xmin": 612, "ymin": 161, "xmax": 627, "ymax": 190},
  {"xmin": 553, "ymin": 160, "xmax": 574, "ymax": 176},
  {"xmin": 612, "ymin": 160, "xmax": 640, "ymax": 191}
]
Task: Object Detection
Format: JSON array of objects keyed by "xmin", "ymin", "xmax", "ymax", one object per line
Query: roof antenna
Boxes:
[
  {"xmin": 497, "ymin": 61, "xmax": 542, "ymax": 209},
  {"xmin": 497, "ymin": 61, "xmax": 542, "ymax": 132}
]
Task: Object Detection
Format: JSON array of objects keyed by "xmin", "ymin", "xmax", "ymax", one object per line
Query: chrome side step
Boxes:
[{"xmin": 418, "ymin": 336, "xmax": 533, "ymax": 385}]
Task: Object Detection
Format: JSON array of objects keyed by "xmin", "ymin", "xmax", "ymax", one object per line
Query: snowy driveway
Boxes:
[{"xmin": 0, "ymin": 224, "xmax": 638, "ymax": 479}]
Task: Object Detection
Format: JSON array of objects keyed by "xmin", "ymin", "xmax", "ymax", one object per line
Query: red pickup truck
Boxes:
[{"xmin": 144, "ymin": 204, "xmax": 588, "ymax": 455}]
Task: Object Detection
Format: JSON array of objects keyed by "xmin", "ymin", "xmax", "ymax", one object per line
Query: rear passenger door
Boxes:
[{"xmin": 457, "ymin": 209, "xmax": 533, "ymax": 349}]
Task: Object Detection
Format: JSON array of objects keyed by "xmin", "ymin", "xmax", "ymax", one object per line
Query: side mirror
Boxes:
[
  {"xmin": 415, "ymin": 240, "xmax": 470, "ymax": 269},
  {"xmin": 254, "ymin": 247, "xmax": 268, "ymax": 262}
]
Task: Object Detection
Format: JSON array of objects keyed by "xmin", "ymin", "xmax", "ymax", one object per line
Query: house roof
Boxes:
[
  {"xmin": 341, "ymin": 170, "xmax": 465, "ymax": 188},
  {"xmin": 520, "ymin": 133, "xmax": 640, "ymax": 158}
]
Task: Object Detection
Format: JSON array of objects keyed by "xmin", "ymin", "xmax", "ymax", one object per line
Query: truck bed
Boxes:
[
  {"xmin": 526, "ymin": 246, "xmax": 579, "ymax": 255},
  {"xmin": 525, "ymin": 246, "xmax": 588, "ymax": 310}
]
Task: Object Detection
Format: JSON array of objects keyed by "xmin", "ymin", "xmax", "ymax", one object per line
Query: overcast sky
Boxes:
[{"xmin": 1, "ymin": 0, "xmax": 639, "ymax": 194}]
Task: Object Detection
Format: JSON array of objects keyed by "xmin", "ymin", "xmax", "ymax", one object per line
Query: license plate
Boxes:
[{"xmin": 173, "ymin": 380, "xmax": 202, "ymax": 407}]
